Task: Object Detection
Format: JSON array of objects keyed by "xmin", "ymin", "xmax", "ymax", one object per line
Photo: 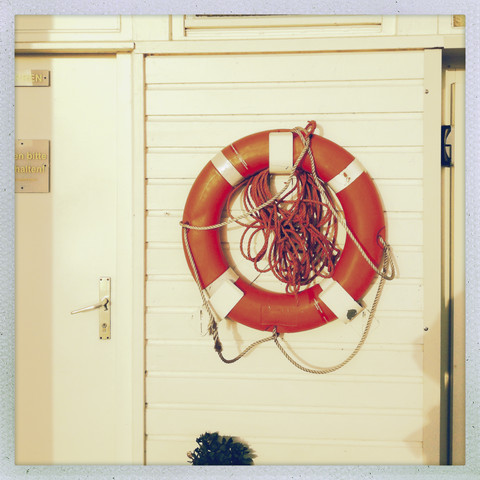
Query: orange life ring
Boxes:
[{"xmin": 182, "ymin": 128, "xmax": 385, "ymax": 334}]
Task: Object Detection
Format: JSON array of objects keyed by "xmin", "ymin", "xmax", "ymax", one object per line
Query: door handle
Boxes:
[
  {"xmin": 70, "ymin": 277, "xmax": 111, "ymax": 340},
  {"xmin": 71, "ymin": 296, "xmax": 108, "ymax": 314}
]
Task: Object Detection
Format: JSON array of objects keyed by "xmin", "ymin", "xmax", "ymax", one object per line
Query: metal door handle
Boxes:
[
  {"xmin": 71, "ymin": 277, "xmax": 111, "ymax": 340},
  {"xmin": 71, "ymin": 296, "xmax": 108, "ymax": 315}
]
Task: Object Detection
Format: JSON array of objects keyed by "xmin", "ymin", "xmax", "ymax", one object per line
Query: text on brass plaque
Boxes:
[
  {"xmin": 15, "ymin": 70, "xmax": 50, "ymax": 87},
  {"xmin": 15, "ymin": 140, "xmax": 50, "ymax": 193}
]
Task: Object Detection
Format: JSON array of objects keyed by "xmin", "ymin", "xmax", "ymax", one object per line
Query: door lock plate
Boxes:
[{"xmin": 99, "ymin": 277, "xmax": 111, "ymax": 340}]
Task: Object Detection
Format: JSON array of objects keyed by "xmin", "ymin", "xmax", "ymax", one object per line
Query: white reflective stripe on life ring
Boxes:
[
  {"xmin": 203, "ymin": 267, "xmax": 244, "ymax": 319},
  {"xmin": 327, "ymin": 158, "xmax": 364, "ymax": 193},
  {"xmin": 269, "ymin": 132, "xmax": 294, "ymax": 174},
  {"xmin": 211, "ymin": 151, "xmax": 245, "ymax": 187},
  {"xmin": 204, "ymin": 267, "xmax": 239, "ymax": 296},
  {"xmin": 317, "ymin": 277, "xmax": 364, "ymax": 324}
]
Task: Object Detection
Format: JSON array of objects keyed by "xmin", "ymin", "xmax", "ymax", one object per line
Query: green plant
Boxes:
[{"xmin": 187, "ymin": 431, "xmax": 255, "ymax": 465}]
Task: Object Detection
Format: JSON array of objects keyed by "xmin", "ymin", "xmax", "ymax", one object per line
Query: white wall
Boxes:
[{"xmin": 144, "ymin": 49, "xmax": 437, "ymax": 464}]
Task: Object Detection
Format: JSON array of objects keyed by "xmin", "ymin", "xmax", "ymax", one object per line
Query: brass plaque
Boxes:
[
  {"xmin": 15, "ymin": 70, "xmax": 50, "ymax": 87},
  {"xmin": 453, "ymin": 15, "xmax": 465, "ymax": 27},
  {"xmin": 15, "ymin": 140, "xmax": 50, "ymax": 193}
]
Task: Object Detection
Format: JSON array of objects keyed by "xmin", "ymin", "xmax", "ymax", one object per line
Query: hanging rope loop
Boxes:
[
  {"xmin": 304, "ymin": 120, "xmax": 317, "ymax": 136},
  {"xmin": 272, "ymin": 245, "xmax": 390, "ymax": 374}
]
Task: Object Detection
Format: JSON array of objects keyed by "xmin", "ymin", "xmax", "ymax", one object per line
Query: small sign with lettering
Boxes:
[
  {"xmin": 15, "ymin": 70, "xmax": 50, "ymax": 87},
  {"xmin": 15, "ymin": 140, "xmax": 50, "ymax": 193}
]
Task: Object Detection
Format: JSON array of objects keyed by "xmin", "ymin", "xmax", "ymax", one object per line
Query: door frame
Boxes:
[
  {"xmin": 441, "ymin": 64, "xmax": 465, "ymax": 466},
  {"xmin": 422, "ymin": 47, "xmax": 443, "ymax": 465},
  {"xmin": 130, "ymin": 51, "xmax": 146, "ymax": 464},
  {"xmin": 115, "ymin": 51, "xmax": 146, "ymax": 463}
]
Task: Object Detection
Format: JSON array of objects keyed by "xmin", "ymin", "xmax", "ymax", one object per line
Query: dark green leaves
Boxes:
[{"xmin": 187, "ymin": 432, "xmax": 255, "ymax": 465}]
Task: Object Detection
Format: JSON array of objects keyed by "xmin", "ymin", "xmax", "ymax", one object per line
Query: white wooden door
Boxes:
[
  {"xmin": 143, "ymin": 49, "xmax": 443, "ymax": 464},
  {"xmin": 15, "ymin": 54, "xmax": 142, "ymax": 464}
]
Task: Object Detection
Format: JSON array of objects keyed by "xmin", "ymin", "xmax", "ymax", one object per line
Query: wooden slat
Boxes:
[
  {"xmin": 184, "ymin": 15, "xmax": 383, "ymax": 29},
  {"xmin": 146, "ymin": 114, "xmax": 424, "ymax": 149},
  {"xmin": 185, "ymin": 25, "xmax": 387, "ymax": 40},
  {"xmin": 146, "ymin": 213, "xmax": 183, "ymax": 243},
  {"xmin": 387, "ymin": 212, "xmax": 423, "ymax": 246},
  {"xmin": 145, "ymin": 80, "xmax": 424, "ymax": 116},
  {"xmin": 146, "ymin": 277, "xmax": 423, "ymax": 311},
  {"xmin": 147, "ymin": 431, "xmax": 423, "ymax": 464},
  {"xmin": 146, "ymin": 147, "xmax": 423, "ymax": 180},
  {"xmin": 241, "ymin": 439, "xmax": 423, "ymax": 465},
  {"xmin": 220, "ymin": 255, "xmax": 416, "ymax": 293},
  {"xmin": 145, "ymin": 51, "xmax": 425, "ymax": 84},
  {"xmin": 147, "ymin": 178, "xmax": 422, "ymax": 212},
  {"xmin": 146, "ymin": 212, "xmax": 424, "ymax": 245},
  {"xmin": 146, "ymin": 310, "xmax": 425, "ymax": 345},
  {"xmin": 145, "ymin": 340, "xmax": 423, "ymax": 378},
  {"xmin": 146, "ymin": 374, "xmax": 422, "ymax": 410},
  {"xmin": 146, "ymin": 436, "xmax": 423, "ymax": 464},
  {"xmin": 146, "ymin": 244, "xmax": 422, "ymax": 279},
  {"xmin": 218, "ymin": 210, "xmax": 421, "ymax": 245},
  {"xmin": 146, "ymin": 435, "xmax": 423, "ymax": 465},
  {"xmin": 145, "ymin": 405, "xmax": 423, "ymax": 442}
]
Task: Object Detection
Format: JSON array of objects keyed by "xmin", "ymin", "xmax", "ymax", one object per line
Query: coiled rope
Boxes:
[
  {"xmin": 180, "ymin": 122, "xmax": 396, "ymax": 373},
  {"xmin": 226, "ymin": 168, "xmax": 341, "ymax": 297}
]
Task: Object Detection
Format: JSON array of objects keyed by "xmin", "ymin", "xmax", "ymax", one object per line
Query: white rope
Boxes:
[
  {"xmin": 183, "ymin": 227, "xmax": 277, "ymax": 363},
  {"xmin": 273, "ymin": 249, "xmax": 388, "ymax": 374}
]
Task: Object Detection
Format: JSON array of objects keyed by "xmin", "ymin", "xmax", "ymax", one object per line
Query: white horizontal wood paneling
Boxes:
[
  {"xmin": 146, "ymin": 179, "xmax": 423, "ymax": 212},
  {"xmin": 146, "ymin": 436, "xmax": 423, "ymax": 465},
  {"xmin": 145, "ymin": 51, "xmax": 424, "ymax": 84},
  {"xmin": 145, "ymin": 278, "xmax": 423, "ymax": 311},
  {"xmin": 145, "ymin": 340, "xmax": 423, "ymax": 378},
  {"xmin": 146, "ymin": 405, "xmax": 423, "ymax": 441},
  {"xmin": 147, "ymin": 147, "xmax": 424, "ymax": 180},
  {"xmin": 144, "ymin": 50, "xmax": 431, "ymax": 465},
  {"xmin": 184, "ymin": 15, "xmax": 385, "ymax": 29},
  {"xmin": 146, "ymin": 114, "xmax": 424, "ymax": 148},
  {"xmin": 17, "ymin": 15, "xmax": 123, "ymax": 32},
  {"xmin": 183, "ymin": 26, "xmax": 391, "ymax": 40},
  {"xmin": 145, "ymin": 80, "xmax": 424, "ymax": 115},
  {"xmin": 146, "ymin": 310, "xmax": 425, "ymax": 346},
  {"xmin": 176, "ymin": 15, "xmax": 394, "ymax": 41},
  {"xmin": 146, "ymin": 373, "xmax": 423, "ymax": 409},
  {"xmin": 15, "ymin": 15, "xmax": 134, "ymax": 50},
  {"xmin": 146, "ymin": 244, "xmax": 423, "ymax": 279},
  {"xmin": 147, "ymin": 211, "xmax": 424, "ymax": 245},
  {"xmin": 137, "ymin": 35, "xmax": 446, "ymax": 55}
]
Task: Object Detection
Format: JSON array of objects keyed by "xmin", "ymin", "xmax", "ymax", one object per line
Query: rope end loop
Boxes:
[
  {"xmin": 305, "ymin": 121, "xmax": 317, "ymax": 136},
  {"xmin": 377, "ymin": 235, "xmax": 396, "ymax": 281}
]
